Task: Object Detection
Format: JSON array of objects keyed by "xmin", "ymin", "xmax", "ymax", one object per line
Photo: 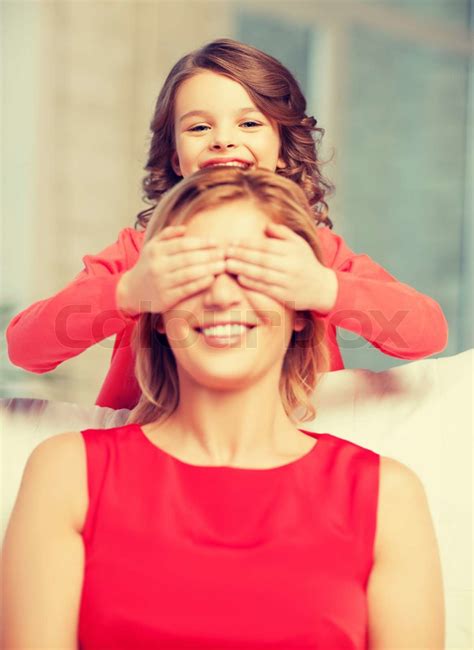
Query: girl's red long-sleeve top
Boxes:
[{"xmin": 6, "ymin": 227, "xmax": 448, "ymax": 410}]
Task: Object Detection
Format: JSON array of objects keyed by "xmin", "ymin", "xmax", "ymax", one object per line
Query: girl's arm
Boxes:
[
  {"xmin": 1, "ymin": 433, "xmax": 86, "ymax": 648},
  {"xmin": 6, "ymin": 228, "xmax": 143, "ymax": 373},
  {"xmin": 367, "ymin": 457, "xmax": 445, "ymax": 648},
  {"xmin": 6, "ymin": 226, "xmax": 224, "ymax": 374},
  {"xmin": 319, "ymin": 229, "xmax": 449, "ymax": 360}
]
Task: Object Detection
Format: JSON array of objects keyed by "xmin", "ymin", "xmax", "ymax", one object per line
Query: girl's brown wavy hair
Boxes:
[
  {"xmin": 128, "ymin": 167, "xmax": 329, "ymax": 427},
  {"xmin": 135, "ymin": 38, "xmax": 334, "ymax": 230}
]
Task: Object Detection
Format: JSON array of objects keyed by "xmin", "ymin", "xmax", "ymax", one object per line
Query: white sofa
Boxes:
[{"xmin": 1, "ymin": 349, "xmax": 472, "ymax": 648}]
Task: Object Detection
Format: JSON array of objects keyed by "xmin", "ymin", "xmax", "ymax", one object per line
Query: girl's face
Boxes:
[
  {"xmin": 161, "ymin": 199, "xmax": 304, "ymax": 392},
  {"xmin": 173, "ymin": 71, "xmax": 284, "ymax": 177}
]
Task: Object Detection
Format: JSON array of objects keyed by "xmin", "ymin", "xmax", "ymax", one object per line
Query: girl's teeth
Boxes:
[
  {"xmin": 208, "ymin": 162, "xmax": 250, "ymax": 169},
  {"xmin": 201, "ymin": 324, "xmax": 249, "ymax": 337}
]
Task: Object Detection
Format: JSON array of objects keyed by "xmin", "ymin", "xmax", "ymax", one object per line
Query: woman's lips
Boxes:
[{"xmin": 195, "ymin": 323, "xmax": 257, "ymax": 348}]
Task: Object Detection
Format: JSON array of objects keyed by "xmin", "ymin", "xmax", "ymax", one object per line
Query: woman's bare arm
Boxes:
[
  {"xmin": 1, "ymin": 433, "xmax": 87, "ymax": 649},
  {"xmin": 367, "ymin": 456, "xmax": 445, "ymax": 649}
]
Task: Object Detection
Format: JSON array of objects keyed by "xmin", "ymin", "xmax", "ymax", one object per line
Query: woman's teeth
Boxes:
[{"xmin": 201, "ymin": 324, "xmax": 251, "ymax": 337}]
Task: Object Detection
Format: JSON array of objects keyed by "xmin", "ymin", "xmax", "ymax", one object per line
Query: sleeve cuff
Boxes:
[{"xmin": 97, "ymin": 273, "xmax": 140, "ymax": 324}]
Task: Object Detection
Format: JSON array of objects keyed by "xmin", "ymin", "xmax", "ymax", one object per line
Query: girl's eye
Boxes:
[
  {"xmin": 241, "ymin": 120, "xmax": 261, "ymax": 128},
  {"xmin": 188, "ymin": 124, "xmax": 210, "ymax": 132}
]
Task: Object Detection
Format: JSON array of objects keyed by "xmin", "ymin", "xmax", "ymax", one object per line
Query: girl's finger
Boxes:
[
  {"xmin": 169, "ymin": 274, "xmax": 215, "ymax": 305},
  {"xmin": 166, "ymin": 247, "xmax": 225, "ymax": 272},
  {"xmin": 228, "ymin": 238, "xmax": 286, "ymax": 256},
  {"xmin": 264, "ymin": 222, "xmax": 300, "ymax": 241},
  {"xmin": 225, "ymin": 259, "xmax": 286, "ymax": 287},
  {"xmin": 226, "ymin": 246, "xmax": 284, "ymax": 271},
  {"xmin": 155, "ymin": 225, "xmax": 187, "ymax": 241},
  {"xmin": 163, "ymin": 236, "xmax": 219, "ymax": 256},
  {"xmin": 236, "ymin": 275, "xmax": 285, "ymax": 302},
  {"xmin": 170, "ymin": 260, "xmax": 226, "ymax": 288}
]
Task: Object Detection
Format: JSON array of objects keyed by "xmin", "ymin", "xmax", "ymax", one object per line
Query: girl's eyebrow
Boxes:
[{"xmin": 179, "ymin": 107, "xmax": 263, "ymax": 123}]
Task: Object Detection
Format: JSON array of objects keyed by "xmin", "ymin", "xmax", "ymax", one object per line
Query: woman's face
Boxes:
[
  {"xmin": 161, "ymin": 199, "xmax": 303, "ymax": 391},
  {"xmin": 173, "ymin": 71, "xmax": 284, "ymax": 178}
]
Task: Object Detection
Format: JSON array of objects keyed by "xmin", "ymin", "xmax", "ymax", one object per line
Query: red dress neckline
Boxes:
[{"xmin": 134, "ymin": 423, "xmax": 326, "ymax": 473}]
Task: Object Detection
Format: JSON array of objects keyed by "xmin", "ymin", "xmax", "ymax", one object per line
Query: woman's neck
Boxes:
[{"xmin": 149, "ymin": 371, "xmax": 308, "ymax": 467}]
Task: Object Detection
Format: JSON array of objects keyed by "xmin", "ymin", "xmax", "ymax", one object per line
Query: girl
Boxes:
[
  {"xmin": 6, "ymin": 39, "xmax": 448, "ymax": 410},
  {"xmin": 2, "ymin": 168, "xmax": 445, "ymax": 649}
]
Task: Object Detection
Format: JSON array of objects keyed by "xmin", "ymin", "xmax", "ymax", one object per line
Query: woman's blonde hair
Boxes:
[{"xmin": 129, "ymin": 167, "xmax": 329, "ymax": 426}]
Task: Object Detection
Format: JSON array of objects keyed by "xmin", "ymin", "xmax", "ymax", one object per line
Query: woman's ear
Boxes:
[
  {"xmin": 155, "ymin": 314, "xmax": 166, "ymax": 334},
  {"xmin": 171, "ymin": 152, "xmax": 183, "ymax": 177},
  {"xmin": 293, "ymin": 314, "xmax": 307, "ymax": 332},
  {"xmin": 276, "ymin": 156, "xmax": 286, "ymax": 170}
]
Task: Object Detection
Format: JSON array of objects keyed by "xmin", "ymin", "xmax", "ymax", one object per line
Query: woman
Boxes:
[{"xmin": 2, "ymin": 168, "xmax": 444, "ymax": 649}]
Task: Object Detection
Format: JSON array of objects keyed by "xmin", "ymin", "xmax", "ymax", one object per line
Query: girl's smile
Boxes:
[{"xmin": 200, "ymin": 157, "xmax": 254, "ymax": 170}]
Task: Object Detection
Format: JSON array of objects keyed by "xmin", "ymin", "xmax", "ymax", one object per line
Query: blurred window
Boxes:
[{"xmin": 237, "ymin": 3, "xmax": 472, "ymax": 369}]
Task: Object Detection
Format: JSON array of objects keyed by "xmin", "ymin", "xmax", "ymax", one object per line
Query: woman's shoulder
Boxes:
[
  {"xmin": 379, "ymin": 456, "xmax": 426, "ymax": 500},
  {"xmin": 367, "ymin": 456, "xmax": 444, "ymax": 643},
  {"xmin": 25, "ymin": 432, "xmax": 88, "ymax": 532},
  {"xmin": 376, "ymin": 456, "xmax": 432, "ymax": 554},
  {"xmin": 315, "ymin": 436, "xmax": 426, "ymax": 495},
  {"xmin": 27, "ymin": 431, "xmax": 85, "ymax": 467},
  {"xmin": 315, "ymin": 431, "xmax": 380, "ymax": 461}
]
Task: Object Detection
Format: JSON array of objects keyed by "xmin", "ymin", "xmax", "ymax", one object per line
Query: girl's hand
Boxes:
[
  {"xmin": 225, "ymin": 222, "xmax": 339, "ymax": 313},
  {"xmin": 116, "ymin": 226, "xmax": 225, "ymax": 316}
]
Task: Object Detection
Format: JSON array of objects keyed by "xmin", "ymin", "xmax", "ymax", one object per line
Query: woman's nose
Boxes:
[{"xmin": 203, "ymin": 272, "xmax": 242, "ymax": 309}]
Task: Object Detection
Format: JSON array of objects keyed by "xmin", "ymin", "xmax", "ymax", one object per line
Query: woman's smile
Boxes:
[{"xmin": 195, "ymin": 321, "xmax": 258, "ymax": 348}]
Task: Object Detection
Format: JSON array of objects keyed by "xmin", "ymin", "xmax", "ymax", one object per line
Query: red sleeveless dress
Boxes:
[{"xmin": 78, "ymin": 424, "xmax": 379, "ymax": 649}]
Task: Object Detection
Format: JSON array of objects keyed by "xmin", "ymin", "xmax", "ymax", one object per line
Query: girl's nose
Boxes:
[
  {"xmin": 210, "ymin": 129, "xmax": 237, "ymax": 151},
  {"xmin": 203, "ymin": 272, "xmax": 242, "ymax": 309}
]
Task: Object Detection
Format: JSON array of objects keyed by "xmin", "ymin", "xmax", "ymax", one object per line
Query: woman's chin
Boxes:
[{"xmin": 183, "ymin": 363, "xmax": 260, "ymax": 392}]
